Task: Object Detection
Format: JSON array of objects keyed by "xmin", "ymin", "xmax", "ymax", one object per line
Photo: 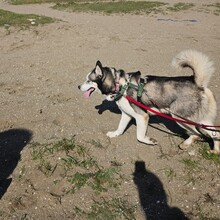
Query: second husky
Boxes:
[{"xmin": 78, "ymin": 50, "xmax": 219, "ymax": 154}]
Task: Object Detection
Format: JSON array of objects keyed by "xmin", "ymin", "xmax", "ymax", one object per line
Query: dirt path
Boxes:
[{"xmin": 0, "ymin": 1, "xmax": 220, "ymax": 219}]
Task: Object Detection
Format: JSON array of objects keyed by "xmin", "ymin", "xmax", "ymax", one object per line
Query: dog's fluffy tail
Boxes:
[{"xmin": 172, "ymin": 49, "xmax": 215, "ymax": 88}]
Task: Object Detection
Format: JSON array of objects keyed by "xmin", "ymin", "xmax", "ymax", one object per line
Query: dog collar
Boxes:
[
  {"xmin": 114, "ymin": 83, "xmax": 129, "ymax": 101},
  {"xmin": 115, "ymin": 82, "xmax": 120, "ymax": 93}
]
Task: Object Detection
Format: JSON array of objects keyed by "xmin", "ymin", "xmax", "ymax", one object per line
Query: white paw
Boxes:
[
  {"xmin": 138, "ymin": 137, "xmax": 158, "ymax": 145},
  {"xmin": 209, "ymin": 149, "xmax": 220, "ymax": 155},
  {"xmin": 147, "ymin": 138, "xmax": 158, "ymax": 145},
  {"xmin": 106, "ymin": 131, "xmax": 120, "ymax": 138},
  {"xmin": 178, "ymin": 142, "xmax": 189, "ymax": 150}
]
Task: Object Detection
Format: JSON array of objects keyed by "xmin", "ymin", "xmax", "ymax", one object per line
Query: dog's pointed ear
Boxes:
[
  {"xmin": 95, "ymin": 60, "xmax": 103, "ymax": 78},
  {"xmin": 133, "ymin": 71, "xmax": 141, "ymax": 82},
  {"xmin": 96, "ymin": 60, "xmax": 102, "ymax": 68},
  {"xmin": 136, "ymin": 71, "xmax": 141, "ymax": 77}
]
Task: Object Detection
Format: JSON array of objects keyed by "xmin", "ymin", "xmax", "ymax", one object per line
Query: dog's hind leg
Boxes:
[
  {"xmin": 203, "ymin": 128, "xmax": 220, "ymax": 155},
  {"xmin": 107, "ymin": 111, "xmax": 132, "ymax": 138},
  {"xmin": 210, "ymin": 131, "xmax": 220, "ymax": 154},
  {"xmin": 136, "ymin": 113, "xmax": 157, "ymax": 145},
  {"xmin": 179, "ymin": 134, "xmax": 200, "ymax": 150},
  {"xmin": 176, "ymin": 123, "xmax": 200, "ymax": 150},
  {"xmin": 178, "ymin": 122, "xmax": 220, "ymax": 154},
  {"xmin": 194, "ymin": 119, "xmax": 220, "ymax": 154}
]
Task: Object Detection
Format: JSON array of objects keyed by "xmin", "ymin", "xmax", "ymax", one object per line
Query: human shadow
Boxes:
[
  {"xmin": 133, "ymin": 161, "xmax": 189, "ymax": 220},
  {"xmin": 0, "ymin": 128, "xmax": 32, "ymax": 199}
]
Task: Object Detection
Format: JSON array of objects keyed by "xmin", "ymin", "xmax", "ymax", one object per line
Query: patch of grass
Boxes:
[
  {"xmin": 32, "ymin": 137, "xmax": 97, "ymax": 175},
  {"xmin": 10, "ymin": 0, "xmax": 59, "ymax": 4},
  {"xmin": 9, "ymin": 0, "xmax": 166, "ymax": 15},
  {"xmin": 53, "ymin": 1, "xmax": 167, "ymax": 15},
  {"xmin": 74, "ymin": 197, "xmax": 137, "ymax": 219},
  {"xmin": 181, "ymin": 158, "xmax": 201, "ymax": 185},
  {"xmin": 9, "ymin": 0, "xmax": 97, "ymax": 4},
  {"xmin": 68, "ymin": 172, "xmax": 93, "ymax": 191},
  {"xmin": 182, "ymin": 158, "xmax": 200, "ymax": 170},
  {"xmin": 164, "ymin": 167, "xmax": 176, "ymax": 182},
  {"xmin": 25, "ymin": 137, "xmax": 135, "ymax": 217},
  {"xmin": 0, "ymin": 9, "xmax": 54, "ymax": 27},
  {"xmin": 200, "ymin": 144, "xmax": 220, "ymax": 164},
  {"xmin": 53, "ymin": 137, "xmax": 76, "ymax": 152},
  {"xmin": 214, "ymin": 2, "xmax": 220, "ymax": 11},
  {"xmin": 91, "ymin": 166, "xmax": 122, "ymax": 192},
  {"xmin": 62, "ymin": 154, "xmax": 98, "ymax": 169},
  {"xmin": 31, "ymin": 137, "xmax": 76, "ymax": 160},
  {"xmin": 167, "ymin": 3, "xmax": 194, "ymax": 12},
  {"xmin": 38, "ymin": 160, "xmax": 57, "ymax": 175},
  {"xmin": 206, "ymin": 3, "xmax": 220, "ymax": 15},
  {"xmin": 68, "ymin": 166, "xmax": 123, "ymax": 193},
  {"xmin": 31, "ymin": 137, "xmax": 124, "ymax": 193}
]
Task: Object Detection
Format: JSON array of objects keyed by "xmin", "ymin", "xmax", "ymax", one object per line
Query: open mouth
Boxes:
[{"xmin": 83, "ymin": 87, "xmax": 95, "ymax": 98}]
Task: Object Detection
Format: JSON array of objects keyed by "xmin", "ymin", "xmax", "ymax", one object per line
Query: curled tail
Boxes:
[{"xmin": 172, "ymin": 49, "xmax": 215, "ymax": 88}]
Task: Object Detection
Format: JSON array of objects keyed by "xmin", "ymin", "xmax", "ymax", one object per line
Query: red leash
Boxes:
[{"xmin": 125, "ymin": 95, "xmax": 220, "ymax": 130}]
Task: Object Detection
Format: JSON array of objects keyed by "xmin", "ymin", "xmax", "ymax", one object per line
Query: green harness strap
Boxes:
[
  {"xmin": 114, "ymin": 83, "xmax": 129, "ymax": 101},
  {"xmin": 137, "ymin": 81, "xmax": 145, "ymax": 98},
  {"xmin": 114, "ymin": 81, "xmax": 145, "ymax": 101}
]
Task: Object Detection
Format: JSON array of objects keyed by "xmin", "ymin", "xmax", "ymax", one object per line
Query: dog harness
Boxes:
[
  {"xmin": 114, "ymin": 78, "xmax": 220, "ymax": 131},
  {"xmin": 114, "ymin": 78, "xmax": 147, "ymax": 101}
]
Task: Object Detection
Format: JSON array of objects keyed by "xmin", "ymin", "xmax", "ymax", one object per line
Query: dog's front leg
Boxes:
[
  {"xmin": 107, "ymin": 111, "xmax": 132, "ymax": 138},
  {"xmin": 136, "ymin": 114, "xmax": 157, "ymax": 145}
]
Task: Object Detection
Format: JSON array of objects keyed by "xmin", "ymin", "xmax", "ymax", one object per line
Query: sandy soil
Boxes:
[{"xmin": 0, "ymin": 1, "xmax": 220, "ymax": 219}]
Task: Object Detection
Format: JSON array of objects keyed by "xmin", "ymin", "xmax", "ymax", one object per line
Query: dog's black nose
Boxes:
[{"xmin": 78, "ymin": 85, "xmax": 81, "ymax": 89}]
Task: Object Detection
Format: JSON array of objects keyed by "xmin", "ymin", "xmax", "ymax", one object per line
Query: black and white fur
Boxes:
[{"xmin": 78, "ymin": 50, "xmax": 220, "ymax": 154}]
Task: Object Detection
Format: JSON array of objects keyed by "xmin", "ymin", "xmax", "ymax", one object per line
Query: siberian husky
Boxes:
[{"xmin": 78, "ymin": 50, "xmax": 219, "ymax": 154}]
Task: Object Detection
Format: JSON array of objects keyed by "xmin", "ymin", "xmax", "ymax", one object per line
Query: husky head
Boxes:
[{"xmin": 78, "ymin": 61, "xmax": 124, "ymax": 100}]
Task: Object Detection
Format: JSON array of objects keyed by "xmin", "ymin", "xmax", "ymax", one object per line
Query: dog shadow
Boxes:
[
  {"xmin": 133, "ymin": 161, "xmax": 189, "ymax": 220},
  {"xmin": 95, "ymin": 100, "xmax": 188, "ymax": 138},
  {"xmin": 149, "ymin": 115, "xmax": 189, "ymax": 139},
  {"xmin": 95, "ymin": 100, "xmax": 121, "ymax": 115},
  {"xmin": 0, "ymin": 128, "xmax": 33, "ymax": 199}
]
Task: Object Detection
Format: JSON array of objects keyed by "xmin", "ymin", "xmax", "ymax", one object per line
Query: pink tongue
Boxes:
[{"xmin": 83, "ymin": 88, "xmax": 94, "ymax": 98}]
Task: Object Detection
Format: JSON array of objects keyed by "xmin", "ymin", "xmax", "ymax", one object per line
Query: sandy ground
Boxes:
[{"xmin": 0, "ymin": 1, "xmax": 220, "ymax": 219}]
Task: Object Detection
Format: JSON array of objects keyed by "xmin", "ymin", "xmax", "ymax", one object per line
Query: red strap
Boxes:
[{"xmin": 125, "ymin": 95, "xmax": 220, "ymax": 129}]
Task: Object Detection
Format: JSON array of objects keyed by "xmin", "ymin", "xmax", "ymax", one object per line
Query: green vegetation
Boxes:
[
  {"xmin": 9, "ymin": 0, "xmax": 104, "ymax": 4},
  {"xmin": 53, "ymin": 1, "xmax": 166, "ymax": 15},
  {"xmin": 75, "ymin": 197, "xmax": 137, "ymax": 219},
  {"xmin": 214, "ymin": 2, "xmax": 220, "ymax": 12},
  {"xmin": 7, "ymin": 0, "xmax": 219, "ymax": 16},
  {"xmin": 68, "ymin": 166, "xmax": 122, "ymax": 193},
  {"xmin": 182, "ymin": 158, "xmax": 200, "ymax": 170},
  {"xmin": 9, "ymin": 0, "xmax": 166, "ymax": 13},
  {"xmin": 32, "ymin": 138, "xmax": 123, "ymax": 192},
  {"xmin": 207, "ymin": 3, "xmax": 220, "ymax": 15},
  {"xmin": 10, "ymin": 0, "xmax": 62, "ymax": 4},
  {"xmin": 2, "ymin": 136, "xmax": 219, "ymax": 219},
  {"xmin": 200, "ymin": 144, "xmax": 220, "ymax": 164},
  {"xmin": 181, "ymin": 157, "xmax": 201, "ymax": 185},
  {"xmin": 166, "ymin": 2, "xmax": 194, "ymax": 12},
  {"xmin": 164, "ymin": 167, "xmax": 176, "ymax": 182},
  {"xmin": 0, "ymin": 9, "xmax": 54, "ymax": 27},
  {"xmin": 30, "ymin": 137, "xmax": 134, "ymax": 217}
]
